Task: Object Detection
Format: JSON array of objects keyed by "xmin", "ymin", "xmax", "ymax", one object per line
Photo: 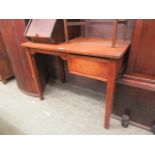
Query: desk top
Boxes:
[{"xmin": 21, "ymin": 37, "xmax": 130, "ymax": 59}]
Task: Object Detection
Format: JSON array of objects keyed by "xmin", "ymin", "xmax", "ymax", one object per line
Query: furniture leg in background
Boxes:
[{"xmin": 57, "ymin": 56, "xmax": 66, "ymax": 83}]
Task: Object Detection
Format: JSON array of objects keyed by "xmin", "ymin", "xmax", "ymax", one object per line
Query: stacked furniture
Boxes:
[{"xmin": 25, "ymin": 19, "xmax": 81, "ymax": 43}]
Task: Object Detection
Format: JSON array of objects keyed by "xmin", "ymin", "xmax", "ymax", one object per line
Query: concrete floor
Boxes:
[{"xmin": 0, "ymin": 79, "xmax": 151, "ymax": 134}]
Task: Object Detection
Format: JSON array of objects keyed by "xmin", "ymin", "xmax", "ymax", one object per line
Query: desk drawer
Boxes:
[{"xmin": 68, "ymin": 55, "xmax": 109, "ymax": 81}]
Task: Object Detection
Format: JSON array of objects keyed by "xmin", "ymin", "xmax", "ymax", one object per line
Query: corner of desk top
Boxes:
[{"xmin": 21, "ymin": 42, "xmax": 30, "ymax": 47}]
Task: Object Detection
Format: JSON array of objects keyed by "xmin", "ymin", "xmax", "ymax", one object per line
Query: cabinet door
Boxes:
[{"xmin": 127, "ymin": 19, "xmax": 155, "ymax": 76}]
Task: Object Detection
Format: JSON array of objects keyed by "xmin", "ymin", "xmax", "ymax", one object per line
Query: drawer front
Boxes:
[{"xmin": 68, "ymin": 55, "xmax": 110, "ymax": 81}]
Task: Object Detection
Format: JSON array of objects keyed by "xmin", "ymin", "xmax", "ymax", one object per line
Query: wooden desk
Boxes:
[{"xmin": 21, "ymin": 37, "xmax": 130, "ymax": 129}]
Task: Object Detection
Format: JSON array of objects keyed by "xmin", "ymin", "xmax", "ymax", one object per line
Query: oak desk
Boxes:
[{"xmin": 22, "ymin": 37, "xmax": 130, "ymax": 129}]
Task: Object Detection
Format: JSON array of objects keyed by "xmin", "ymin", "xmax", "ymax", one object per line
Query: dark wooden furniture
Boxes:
[
  {"xmin": 25, "ymin": 19, "xmax": 81, "ymax": 44},
  {"xmin": 25, "ymin": 19, "xmax": 65, "ymax": 44},
  {"xmin": 113, "ymin": 19, "xmax": 155, "ymax": 131},
  {"xmin": 0, "ymin": 30, "xmax": 13, "ymax": 83},
  {"xmin": 22, "ymin": 36, "xmax": 130, "ymax": 129},
  {"xmin": 0, "ymin": 19, "xmax": 48, "ymax": 95}
]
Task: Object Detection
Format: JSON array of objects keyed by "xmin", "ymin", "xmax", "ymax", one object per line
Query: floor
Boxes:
[{"xmin": 0, "ymin": 79, "xmax": 151, "ymax": 135}]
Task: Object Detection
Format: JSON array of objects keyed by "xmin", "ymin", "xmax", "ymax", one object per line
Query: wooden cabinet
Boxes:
[
  {"xmin": 0, "ymin": 19, "xmax": 48, "ymax": 95},
  {"xmin": 113, "ymin": 20, "xmax": 155, "ymax": 131},
  {"xmin": 127, "ymin": 19, "xmax": 155, "ymax": 77},
  {"xmin": 0, "ymin": 31, "xmax": 13, "ymax": 83}
]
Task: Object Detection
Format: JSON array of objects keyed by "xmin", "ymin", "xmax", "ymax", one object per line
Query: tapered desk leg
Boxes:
[
  {"xmin": 104, "ymin": 63, "xmax": 117, "ymax": 129},
  {"xmin": 57, "ymin": 57, "xmax": 66, "ymax": 83},
  {"xmin": 26, "ymin": 49, "xmax": 43, "ymax": 100},
  {"xmin": 104, "ymin": 80, "xmax": 116, "ymax": 128}
]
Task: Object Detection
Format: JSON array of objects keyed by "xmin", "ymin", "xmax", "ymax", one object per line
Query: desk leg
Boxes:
[
  {"xmin": 57, "ymin": 57, "xmax": 66, "ymax": 83},
  {"xmin": 104, "ymin": 63, "xmax": 117, "ymax": 129},
  {"xmin": 26, "ymin": 49, "xmax": 43, "ymax": 100}
]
